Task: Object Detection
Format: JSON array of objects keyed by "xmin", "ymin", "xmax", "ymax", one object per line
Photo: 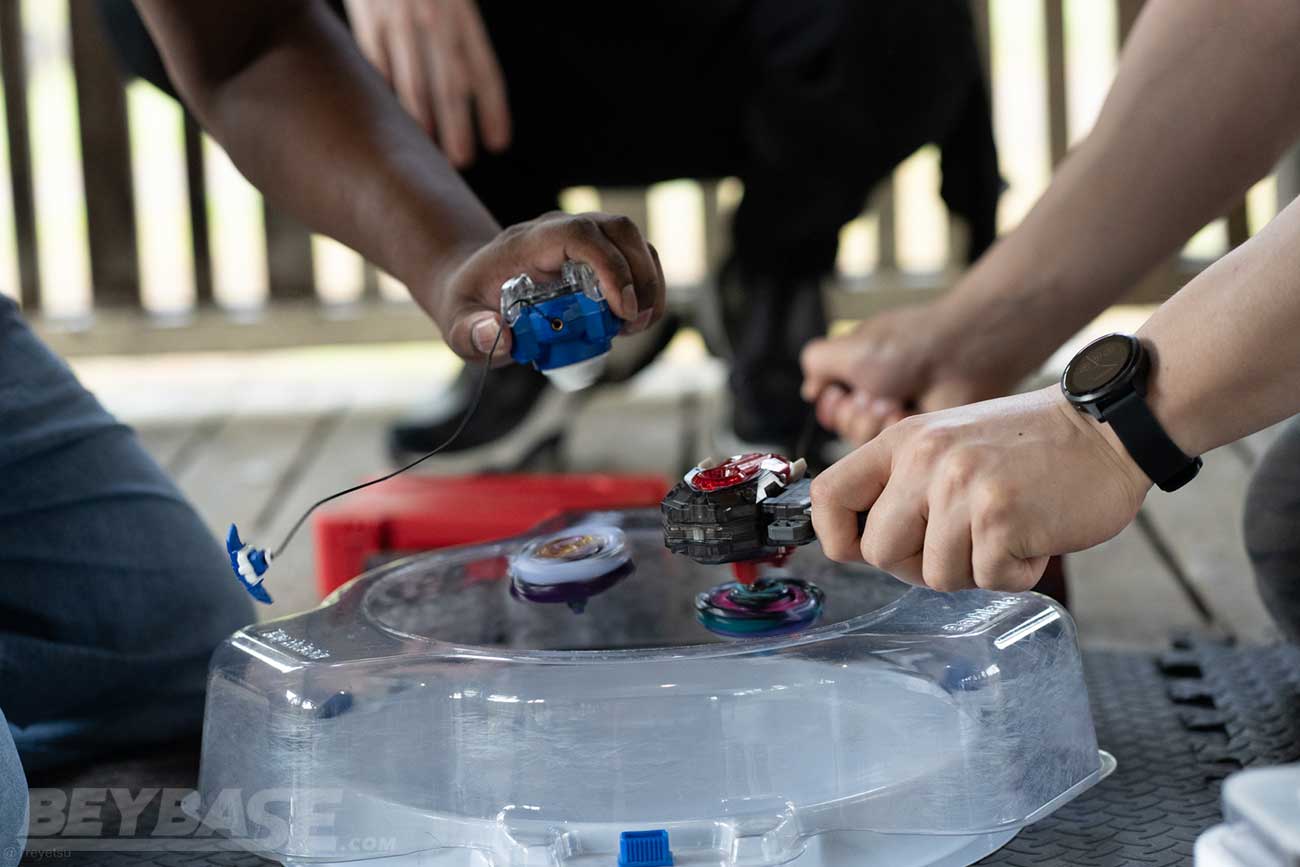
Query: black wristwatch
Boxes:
[{"xmin": 1060, "ymin": 333, "xmax": 1201, "ymax": 492}]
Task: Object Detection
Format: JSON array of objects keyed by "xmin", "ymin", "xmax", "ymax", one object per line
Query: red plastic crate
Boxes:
[{"xmin": 312, "ymin": 473, "xmax": 669, "ymax": 597}]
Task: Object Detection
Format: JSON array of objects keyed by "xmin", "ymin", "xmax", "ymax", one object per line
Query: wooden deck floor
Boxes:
[{"xmin": 76, "ymin": 333, "xmax": 1286, "ymax": 649}]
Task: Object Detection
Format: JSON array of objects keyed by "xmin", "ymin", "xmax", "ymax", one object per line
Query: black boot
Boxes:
[
  {"xmin": 387, "ymin": 363, "xmax": 567, "ymax": 467},
  {"xmin": 712, "ymin": 260, "xmax": 830, "ymax": 464}
]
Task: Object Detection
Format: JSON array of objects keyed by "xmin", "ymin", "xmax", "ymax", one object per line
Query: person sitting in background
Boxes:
[
  {"xmin": 802, "ymin": 0, "xmax": 1300, "ymax": 642},
  {"xmin": 99, "ymin": 0, "xmax": 1002, "ymax": 464}
]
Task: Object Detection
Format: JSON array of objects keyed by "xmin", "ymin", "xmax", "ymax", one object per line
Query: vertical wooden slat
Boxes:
[
  {"xmin": 969, "ymin": 0, "xmax": 992, "ymax": 99},
  {"xmin": 875, "ymin": 179, "xmax": 897, "ymax": 271},
  {"xmin": 1117, "ymin": 0, "xmax": 1145, "ymax": 46},
  {"xmin": 1226, "ymin": 201, "xmax": 1250, "ymax": 249},
  {"xmin": 956, "ymin": 0, "xmax": 992, "ymax": 270},
  {"xmin": 1044, "ymin": 0, "xmax": 1069, "ymax": 167},
  {"xmin": 362, "ymin": 262, "xmax": 380, "ymax": 299},
  {"xmin": 1277, "ymin": 142, "xmax": 1300, "ymax": 209},
  {"xmin": 599, "ymin": 188, "xmax": 652, "ymax": 240},
  {"xmin": 68, "ymin": 0, "xmax": 138, "ymax": 307},
  {"xmin": 0, "ymin": 0, "xmax": 38, "ymax": 308},
  {"xmin": 699, "ymin": 180, "xmax": 727, "ymax": 273},
  {"xmin": 263, "ymin": 204, "xmax": 314, "ymax": 300},
  {"xmin": 183, "ymin": 112, "xmax": 213, "ymax": 304}
]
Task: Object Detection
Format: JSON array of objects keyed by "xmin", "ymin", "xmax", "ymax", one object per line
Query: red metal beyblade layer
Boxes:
[{"xmin": 684, "ymin": 453, "xmax": 793, "ymax": 493}]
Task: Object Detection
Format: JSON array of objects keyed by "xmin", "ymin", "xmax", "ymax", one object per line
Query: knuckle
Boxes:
[
  {"xmin": 973, "ymin": 560, "xmax": 1030, "ymax": 592},
  {"xmin": 799, "ymin": 340, "xmax": 822, "ymax": 369},
  {"xmin": 859, "ymin": 529, "xmax": 891, "ymax": 568},
  {"xmin": 498, "ymin": 222, "xmax": 529, "ymax": 244},
  {"xmin": 972, "ymin": 484, "xmax": 1017, "ymax": 532},
  {"xmin": 814, "ymin": 521, "xmax": 853, "ymax": 561},
  {"xmin": 925, "ymin": 567, "xmax": 966, "ymax": 593},
  {"xmin": 809, "ymin": 473, "xmax": 834, "ymax": 505},
  {"xmin": 857, "ymin": 535, "xmax": 878, "ymax": 566},
  {"xmin": 909, "ymin": 426, "xmax": 951, "ymax": 463},
  {"xmin": 1012, "ymin": 567, "xmax": 1041, "ymax": 592},
  {"xmin": 936, "ymin": 449, "xmax": 981, "ymax": 498},
  {"xmin": 570, "ymin": 216, "xmax": 603, "ymax": 240},
  {"xmin": 823, "ymin": 537, "xmax": 856, "ymax": 563}
]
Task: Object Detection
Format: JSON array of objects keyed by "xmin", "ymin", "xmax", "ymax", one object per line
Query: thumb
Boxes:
[{"xmin": 444, "ymin": 306, "xmax": 514, "ymax": 365}]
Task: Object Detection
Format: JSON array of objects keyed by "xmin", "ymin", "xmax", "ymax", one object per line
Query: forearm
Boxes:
[
  {"xmin": 941, "ymin": 0, "xmax": 1300, "ymax": 374},
  {"xmin": 1138, "ymin": 193, "xmax": 1300, "ymax": 457},
  {"xmin": 134, "ymin": 1, "xmax": 499, "ymax": 311}
]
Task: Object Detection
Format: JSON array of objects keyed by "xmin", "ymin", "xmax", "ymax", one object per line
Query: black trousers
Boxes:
[{"xmin": 100, "ymin": 0, "xmax": 998, "ymax": 436}]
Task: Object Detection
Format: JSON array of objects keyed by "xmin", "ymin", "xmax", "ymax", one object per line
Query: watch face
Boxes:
[{"xmin": 1064, "ymin": 333, "xmax": 1135, "ymax": 396}]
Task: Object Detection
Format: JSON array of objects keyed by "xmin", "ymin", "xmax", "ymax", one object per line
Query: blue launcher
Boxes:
[{"xmin": 501, "ymin": 261, "xmax": 621, "ymax": 391}]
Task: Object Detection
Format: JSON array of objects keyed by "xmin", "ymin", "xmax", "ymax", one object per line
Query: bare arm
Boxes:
[
  {"xmin": 136, "ymin": 1, "xmax": 496, "ymax": 301},
  {"xmin": 1141, "ymin": 192, "xmax": 1300, "ymax": 456},
  {"xmin": 134, "ymin": 1, "xmax": 663, "ymax": 359},
  {"xmin": 803, "ymin": 0, "xmax": 1300, "ymax": 441},
  {"xmin": 811, "ymin": 161, "xmax": 1300, "ymax": 593},
  {"xmin": 950, "ymin": 0, "xmax": 1300, "ymax": 365}
]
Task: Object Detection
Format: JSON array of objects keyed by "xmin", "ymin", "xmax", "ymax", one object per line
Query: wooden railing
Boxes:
[{"xmin": 0, "ymin": 1, "xmax": 1262, "ymax": 356}]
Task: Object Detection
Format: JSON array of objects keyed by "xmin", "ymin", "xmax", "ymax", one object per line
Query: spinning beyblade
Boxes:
[
  {"xmin": 508, "ymin": 525, "xmax": 633, "ymax": 613},
  {"xmin": 661, "ymin": 453, "xmax": 828, "ymax": 638},
  {"xmin": 695, "ymin": 575, "xmax": 824, "ymax": 638}
]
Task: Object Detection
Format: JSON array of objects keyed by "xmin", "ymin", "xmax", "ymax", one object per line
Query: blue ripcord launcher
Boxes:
[
  {"xmin": 502, "ymin": 260, "xmax": 621, "ymax": 392},
  {"xmin": 223, "ymin": 260, "xmax": 622, "ymax": 605},
  {"xmin": 226, "ymin": 524, "xmax": 272, "ymax": 605}
]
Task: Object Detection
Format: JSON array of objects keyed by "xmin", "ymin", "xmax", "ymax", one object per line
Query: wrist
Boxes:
[
  {"xmin": 1051, "ymin": 386, "xmax": 1154, "ymax": 498},
  {"xmin": 1134, "ymin": 332, "xmax": 1216, "ymax": 457},
  {"xmin": 409, "ymin": 237, "xmax": 494, "ymax": 321},
  {"xmin": 930, "ymin": 269, "xmax": 1061, "ymax": 386}
]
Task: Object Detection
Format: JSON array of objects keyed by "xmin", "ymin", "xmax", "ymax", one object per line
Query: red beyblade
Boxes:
[{"xmin": 661, "ymin": 453, "xmax": 813, "ymax": 566}]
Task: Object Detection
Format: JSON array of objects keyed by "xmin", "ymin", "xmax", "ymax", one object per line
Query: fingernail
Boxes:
[
  {"xmin": 853, "ymin": 392, "xmax": 873, "ymax": 409},
  {"xmin": 471, "ymin": 317, "xmax": 500, "ymax": 354},
  {"xmin": 620, "ymin": 284, "xmax": 638, "ymax": 318},
  {"xmin": 624, "ymin": 309, "xmax": 653, "ymax": 334}
]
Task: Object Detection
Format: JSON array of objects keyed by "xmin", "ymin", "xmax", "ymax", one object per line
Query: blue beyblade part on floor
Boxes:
[
  {"xmin": 226, "ymin": 523, "xmax": 273, "ymax": 604},
  {"xmin": 618, "ymin": 830, "xmax": 673, "ymax": 867}
]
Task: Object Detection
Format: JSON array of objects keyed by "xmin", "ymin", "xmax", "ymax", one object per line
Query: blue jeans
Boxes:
[{"xmin": 0, "ymin": 297, "xmax": 253, "ymax": 862}]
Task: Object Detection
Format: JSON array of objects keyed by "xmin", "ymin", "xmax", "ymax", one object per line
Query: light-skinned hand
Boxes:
[
  {"xmin": 801, "ymin": 302, "xmax": 1028, "ymax": 447},
  {"xmin": 810, "ymin": 387, "xmax": 1151, "ymax": 591}
]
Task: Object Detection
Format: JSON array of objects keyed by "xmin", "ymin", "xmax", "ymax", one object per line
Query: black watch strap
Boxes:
[{"xmin": 1104, "ymin": 391, "xmax": 1202, "ymax": 492}]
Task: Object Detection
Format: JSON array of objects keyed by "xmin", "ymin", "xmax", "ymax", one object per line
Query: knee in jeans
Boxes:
[
  {"xmin": 0, "ymin": 717, "xmax": 28, "ymax": 867},
  {"xmin": 1243, "ymin": 420, "xmax": 1300, "ymax": 641}
]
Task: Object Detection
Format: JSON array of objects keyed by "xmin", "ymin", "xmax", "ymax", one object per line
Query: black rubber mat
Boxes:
[
  {"xmin": 21, "ymin": 638, "xmax": 1300, "ymax": 867},
  {"xmin": 979, "ymin": 637, "xmax": 1300, "ymax": 866}
]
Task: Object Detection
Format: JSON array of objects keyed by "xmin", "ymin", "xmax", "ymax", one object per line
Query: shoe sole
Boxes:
[{"xmin": 393, "ymin": 386, "xmax": 584, "ymax": 473}]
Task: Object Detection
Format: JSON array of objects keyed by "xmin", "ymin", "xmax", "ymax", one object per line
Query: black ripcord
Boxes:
[{"xmin": 269, "ymin": 299, "xmax": 525, "ymax": 560}]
